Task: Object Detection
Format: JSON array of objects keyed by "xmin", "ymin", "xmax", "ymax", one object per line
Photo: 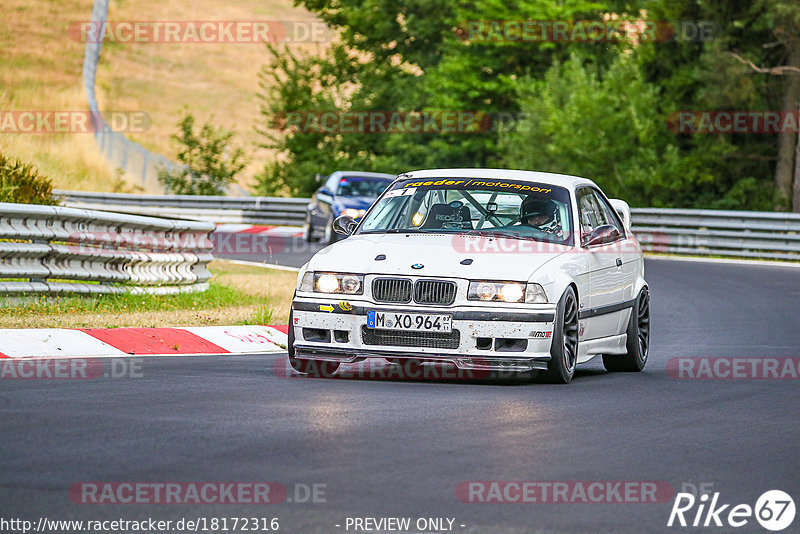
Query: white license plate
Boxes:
[{"xmin": 366, "ymin": 310, "xmax": 452, "ymax": 333}]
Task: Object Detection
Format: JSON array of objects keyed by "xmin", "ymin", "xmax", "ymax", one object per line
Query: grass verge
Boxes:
[{"xmin": 0, "ymin": 259, "xmax": 296, "ymax": 328}]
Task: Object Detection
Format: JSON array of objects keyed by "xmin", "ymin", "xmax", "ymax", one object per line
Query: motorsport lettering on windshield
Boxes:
[{"xmin": 392, "ymin": 178, "xmax": 553, "ymax": 193}]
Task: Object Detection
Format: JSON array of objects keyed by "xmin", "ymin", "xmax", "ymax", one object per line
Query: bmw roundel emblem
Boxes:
[{"xmin": 411, "ymin": 263, "xmax": 424, "ymax": 269}]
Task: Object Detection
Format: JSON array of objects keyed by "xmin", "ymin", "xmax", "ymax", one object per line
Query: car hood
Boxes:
[
  {"xmin": 334, "ymin": 196, "xmax": 376, "ymax": 210},
  {"xmin": 308, "ymin": 233, "xmax": 571, "ymax": 281}
]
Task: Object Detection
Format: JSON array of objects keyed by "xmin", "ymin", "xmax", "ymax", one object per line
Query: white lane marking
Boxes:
[
  {"xmin": 214, "ymin": 223, "xmax": 254, "ymax": 233},
  {"xmin": 218, "ymin": 258, "xmax": 301, "ymax": 272},
  {"xmin": 644, "ymin": 254, "xmax": 800, "ymax": 269}
]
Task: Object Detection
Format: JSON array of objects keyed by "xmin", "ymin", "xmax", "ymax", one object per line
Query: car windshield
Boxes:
[
  {"xmin": 336, "ymin": 177, "xmax": 391, "ymax": 197},
  {"xmin": 358, "ymin": 177, "xmax": 574, "ymax": 245}
]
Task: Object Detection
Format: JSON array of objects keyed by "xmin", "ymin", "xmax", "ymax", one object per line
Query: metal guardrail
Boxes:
[
  {"xmin": 56, "ymin": 191, "xmax": 800, "ymax": 261},
  {"xmin": 0, "ymin": 203, "xmax": 215, "ymax": 295},
  {"xmin": 631, "ymin": 208, "xmax": 800, "ymax": 261},
  {"xmin": 83, "ymin": 0, "xmax": 177, "ymax": 190},
  {"xmin": 56, "ymin": 190, "xmax": 309, "ymax": 226}
]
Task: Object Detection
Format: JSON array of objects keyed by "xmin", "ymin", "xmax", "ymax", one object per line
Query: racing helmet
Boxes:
[{"xmin": 519, "ymin": 196, "xmax": 558, "ymax": 225}]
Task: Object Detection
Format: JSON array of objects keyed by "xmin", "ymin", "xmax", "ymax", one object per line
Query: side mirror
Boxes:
[
  {"xmin": 582, "ymin": 224, "xmax": 621, "ymax": 247},
  {"xmin": 608, "ymin": 199, "xmax": 632, "ymax": 230},
  {"xmin": 333, "ymin": 215, "xmax": 358, "ymax": 236},
  {"xmin": 318, "ymin": 187, "xmax": 332, "ymax": 196}
]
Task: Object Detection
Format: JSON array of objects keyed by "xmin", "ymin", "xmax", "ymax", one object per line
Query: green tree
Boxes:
[
  {"xmin": 256, "ymin": 0, "xmax": 615, "ymax": 195},
  {"xmin": 158, "ymin": 114, "xmax": 247, "ymax": 196},
  {"xmin": 255, "ymin": 44, "xmax": 378, "ymax": 196},
  {"xmin": 637, "ymin": 0, "xmax": 793, "ymax": 210},
  {"xmin": 499, "ymin": 52, "xmax": 756, "ymax": 208},
  {"xmin": 256, "ymin": 0, "xmax": 790, "ymax": 210},
  {"xmin": 720, "ymin": 0, "xmax": 800, "ymax": 211}
]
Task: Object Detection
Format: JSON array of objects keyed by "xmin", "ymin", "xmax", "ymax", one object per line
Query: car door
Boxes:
[
  {"xmin": 593, "ymin": 190, "xmax": 640, "ymax": 334},
  {"xmin": 576, "ymin": 187, "xmax": 631, "ymax": 340}
]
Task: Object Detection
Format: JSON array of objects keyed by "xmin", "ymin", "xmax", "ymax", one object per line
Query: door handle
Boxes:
[{"xmin": 616, "ymin": 258, "xmax": 622, "ymax": 267}]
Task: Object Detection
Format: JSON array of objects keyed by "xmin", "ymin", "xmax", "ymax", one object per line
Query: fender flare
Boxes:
[{"xmin": 531, "ymin": 268, "xmax": 582, "ymax": 308}]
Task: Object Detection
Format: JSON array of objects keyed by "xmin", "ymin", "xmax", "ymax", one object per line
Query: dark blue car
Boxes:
[{"xmin": 304, "ymin": 171, "xmax": 394, "ymax": 243}]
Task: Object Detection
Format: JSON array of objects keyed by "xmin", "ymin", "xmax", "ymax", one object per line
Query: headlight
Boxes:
[
  {"xmin": 468, "ymin": 281, "xmax": 548, "ymax": 303},
  {"xmin": 525, "ymin": 283, "xmax": 548, "ymax": 303},
  {"xmin": 316, "ymin": 274, "xmax": 340, "ymax": 293},
  {"xmin": 300, "ymin": 271, "xmax": 315, "ymax": 291},
  {"xmin": 343, "ymin": 208, "xmax": 366, "ymax": 219},
  {"xmin": 312, "ymin": 272, "xmax": 364, "ymax": 294},
  {"xmin": 499, "ymin": 283, "xmax": 524, "ymax": 303},
  {"xmin": 475, "ymin": 282, "xmax": 497, "ymax": 301},
  {"xmin": 340, "ymin": 274, "xmax": 361, "ymax": 293}
]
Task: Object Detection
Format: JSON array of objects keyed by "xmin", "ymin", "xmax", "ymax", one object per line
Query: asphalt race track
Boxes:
[
  {"xmin": 211, "ymin": 231, "xmax": 326, "ymax": 268},
  {"xmin": 2, "ymin": 236, "xmax": 800, "ymax": 533}
]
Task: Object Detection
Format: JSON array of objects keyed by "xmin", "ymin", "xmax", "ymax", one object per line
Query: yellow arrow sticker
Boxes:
[{"xmin": 319, "ymin": 304, "xmax": 334, "ymax": 312}]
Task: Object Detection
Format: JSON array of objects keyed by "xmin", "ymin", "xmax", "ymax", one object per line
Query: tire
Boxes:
[
  {"xmin": 603, "ymin": 288, "xmax": 650, "ymax": 372},
  {"xmin": 304, "ymin": 214, "xmax": 318, "ymax": 243},
  {"xmin": 287, "ymin": 309, "xmax": 340, "ymax": 377},
  {"xmin": 541, "ymin": 286, "xmax": 579, "ymax": 384}
]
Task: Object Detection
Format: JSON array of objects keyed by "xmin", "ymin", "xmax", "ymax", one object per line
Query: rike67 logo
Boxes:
[{"xmin": 668, "ymin": 489, "xmax": 795, "ymax": 531}]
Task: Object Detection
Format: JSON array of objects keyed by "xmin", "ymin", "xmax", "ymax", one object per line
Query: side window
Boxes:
[
  {"xmin": 324, "ymin": 175, "xmax": 339, "ymax": 194},
  {"xmin": 589, "ymin": 189, "xmax": 626, "ymax": 238},
  {"xmin": 577, "ymin": 188, "xmax": 608, "ymax": 233}
]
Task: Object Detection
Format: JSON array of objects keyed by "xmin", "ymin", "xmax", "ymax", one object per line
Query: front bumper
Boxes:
[{"xmin": 290, "ymin": 296, "xmax": 557, "ymax": 372}]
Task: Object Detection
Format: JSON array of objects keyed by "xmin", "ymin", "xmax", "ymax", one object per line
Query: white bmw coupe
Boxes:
[{"xmin": 288, "ymin": 168, "xmax": 650, "ymax": 383}]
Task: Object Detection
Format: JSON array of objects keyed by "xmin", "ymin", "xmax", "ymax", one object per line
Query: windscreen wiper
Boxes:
[
  {"xmin": 360, "ymin": 228, "xmax": 426, "ymax": 234},
  {"xmin": 465, "ymin": 229, "xmax": 542, "ymax": 241}
]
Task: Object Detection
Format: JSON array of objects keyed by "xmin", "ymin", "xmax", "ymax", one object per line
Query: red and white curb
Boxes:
[{"xmin": 0, "ymin": 325, "xmax": 288, "ymax": 359}]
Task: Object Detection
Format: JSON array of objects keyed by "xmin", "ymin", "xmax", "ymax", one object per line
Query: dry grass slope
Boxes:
[
  {"xmin": 0, "ymin": 0, "xmax": 123, "ymax": 192},
  {"xmin": 1, "ymin": 0, "xmax": 325, "ymax": 193}
]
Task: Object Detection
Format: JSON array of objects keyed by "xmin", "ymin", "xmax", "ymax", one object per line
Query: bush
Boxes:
[
  {"xmin": 158, "ymin": 113, "xmax": 247, "ymax": 196},
  {"xmin": 0, "ymin": 152, "xmax": 57, "ymax": 205},
  {"xmin": 499, "ymin": 52, "xmax": 736, "ymax": 209}
]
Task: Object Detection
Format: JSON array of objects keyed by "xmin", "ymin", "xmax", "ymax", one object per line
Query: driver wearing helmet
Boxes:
[{"xmin": 519, "ymin": 196, "xmax": 561, "ymax": 235}]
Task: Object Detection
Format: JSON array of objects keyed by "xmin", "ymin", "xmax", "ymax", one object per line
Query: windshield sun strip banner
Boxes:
[{"xmin": 391, "ymin": 177, "xmax": 556, "ymax": 194}]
